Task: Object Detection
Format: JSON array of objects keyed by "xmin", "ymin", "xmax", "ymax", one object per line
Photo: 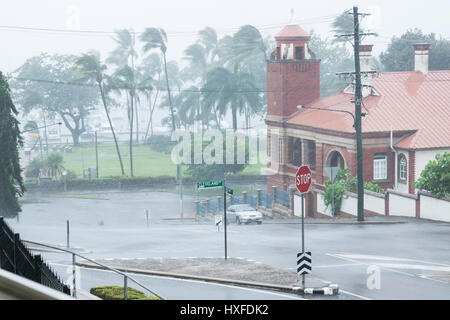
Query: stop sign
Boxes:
[{"xmin": 296, "ymin": 166, "xmax": 312, "ymax": 193}]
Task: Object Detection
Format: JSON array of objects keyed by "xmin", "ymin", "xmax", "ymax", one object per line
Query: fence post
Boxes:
[
  {"xmin": 256, "ymin": 189, "xmax": 262, "ymax": 207},
  {"xmin": 72, "ymin": 253, "xmax": 77, "ymax": 298},
  {"xmin": 272, "ymin": 186, "xmax": 277, "ymax": 209},
  {"xmin": 124, "ymin": 275, "xmax": 128, "ymax": 300},
  {"xmin": 34, "ymin": 254, "xmax": 42, "ymax": 283},
  {"xmin": 242, "ymin": 191, "xmax": 247, "ymax": 204},
  {"xmin": 195, "ymin": 201, "xmax": 199, "ymax": 216},
  {"xmin": 217, "ymin": 196, "xmax": 221, "ymax": 214},
  {"xmin": 288, "ymin": 186, "xmax": 296, "ymax": 215},
  {"xmin": 13, "ymin": 233, "xmax": 20, "ymax": 274}
]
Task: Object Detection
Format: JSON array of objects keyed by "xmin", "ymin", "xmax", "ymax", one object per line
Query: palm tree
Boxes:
[
  {"xmin": 110, "ymin": 65, "xmax": 143, "ymax": 177},
  {"xmin": 183, "ymin": 43, "xmax": 208, "ymax": 82},
  {"xmin": 139, "ymin": 53, "xmax": 162, "ymax": 141},
  {"xmin": 75, "ymin": 51, "xmax": 125, "ymax": 176},
  {"xmin": 108, "ymin": 29, "xmax": 141, "ymax": 142},
  {"xmin": 232, "ymin": 25, "xmax": 268, "ymax": 62},
  {"xmin": 140, "ymin": 28, "xmax": 176, "ymax": 132},
  {"xmin": 198, "ymin": 27, "xmax": 219, "ymax": 64},
  {"xmin": 201, "ymin": 65, "xmax": 262, "ymax": 131}
]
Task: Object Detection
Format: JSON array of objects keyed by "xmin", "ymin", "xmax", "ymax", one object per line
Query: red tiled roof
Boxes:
[
  {"xmin": 286, "ymin": 70, "xmax": 450, "ymax": 150},
  {"xmin": 275, "ymin": 25, "xmax": 309, "ymax": 38}
]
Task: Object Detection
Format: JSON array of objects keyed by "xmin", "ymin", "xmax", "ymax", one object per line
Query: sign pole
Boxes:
[
  {"xmin": 301, "ymin": 192, "xmax": 305, "ymax": 288},
  {"xmin": 223, "ymin": 179, "xmax": 227, "ymax": 260}
]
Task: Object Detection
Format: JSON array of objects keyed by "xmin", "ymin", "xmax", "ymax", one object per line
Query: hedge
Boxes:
[
  {"xmin": 90, "ymin": 286, "xmax": 161, "ymax": 300},
  {"xmin": 24, "ymin": 174, "xmax": 266, "ymax": 192}
]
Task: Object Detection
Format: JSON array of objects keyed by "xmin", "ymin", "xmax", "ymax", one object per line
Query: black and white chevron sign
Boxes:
[{"xmin": 297, "ymin": 251, "xmax": 312, "ymax": 275}]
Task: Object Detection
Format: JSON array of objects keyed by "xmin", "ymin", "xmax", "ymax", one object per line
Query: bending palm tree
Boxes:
[
  {"xmin": 140, "ymin": 28, "xmax": 176, "ymax": 132},
  {"xmin": 108, "ymin": 29, "xmax": 141, "ymax": 142},
  {"xmin": 75, "ymin": 51, "xmax": 125, "ymax": 176},
  {"xmin": 110, "ymin": 65, "xmax": 139, "ymax": 176},
  {"xmin": 201, "ymin": 65, "xmax": 262, "ymax": 131}
]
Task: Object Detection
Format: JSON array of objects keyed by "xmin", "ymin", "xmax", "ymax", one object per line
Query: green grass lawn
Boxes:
[{"xmin": 60, "ymin": 142, "xmax": 264, "ymax": 178}]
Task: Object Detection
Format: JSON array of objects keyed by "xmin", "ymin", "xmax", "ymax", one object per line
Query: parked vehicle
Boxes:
[{"xmin": 226, "ymin": 204, "xmax": 263, "ymax": 225}]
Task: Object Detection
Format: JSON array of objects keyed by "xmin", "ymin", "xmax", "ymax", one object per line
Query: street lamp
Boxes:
[
  {"xmin": 22, "ymin": 122, "xmax": 62, "ymax": 133},
  {"xmin": 297, "ymin": 105, "xmax": 365, "ymax": 221}
]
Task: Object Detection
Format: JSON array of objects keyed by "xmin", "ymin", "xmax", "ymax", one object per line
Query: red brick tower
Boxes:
[
  {"xmin": 267, "ymin": 24, "xmax": 320, "ymax": 122},
  {"xmin": 266, "ymin": 25, "xmax": 321, "ymax": 192}
]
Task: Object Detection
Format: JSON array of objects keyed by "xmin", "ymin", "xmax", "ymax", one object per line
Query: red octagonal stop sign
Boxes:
[{"xmin": 296, "ymin": 165, "xmax": 312, "ymax": 193}]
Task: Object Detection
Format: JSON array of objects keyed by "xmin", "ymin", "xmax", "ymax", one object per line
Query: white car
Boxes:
[{"xmin": 226, "ymin": 204, "xmax": 263, "ymax": 225}]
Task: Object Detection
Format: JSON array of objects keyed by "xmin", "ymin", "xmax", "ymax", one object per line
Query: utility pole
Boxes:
[
  {"xmin": 353, "ymin": 6, "xmax": 365, "ymax": 222},
  {"xmin": 334, "ymin": 6, "xmax": 377, "ymax": 222}
]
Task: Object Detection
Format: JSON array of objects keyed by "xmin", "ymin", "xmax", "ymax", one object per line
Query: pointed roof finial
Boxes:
[{"xmin": 290, "ymin": 8, "xmax": 294, "ymax": 24}]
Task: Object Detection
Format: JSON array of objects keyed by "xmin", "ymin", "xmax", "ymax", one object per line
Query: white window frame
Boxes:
[
  {"xmin": 373, "ymin": 154, "xmax": 387, "ymax": 180},
  {"xmin": 399, "ymin": 156, "xmax": 407, "ymax": 181}
]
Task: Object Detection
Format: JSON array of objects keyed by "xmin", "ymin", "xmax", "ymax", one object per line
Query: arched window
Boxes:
[
  {"xmin": 373, "ymin": 153, "xmax": 388, "ymax": 180},
  {"xmin": 399, "ymin": 155, "xmax": 407, "ymax": 182}
]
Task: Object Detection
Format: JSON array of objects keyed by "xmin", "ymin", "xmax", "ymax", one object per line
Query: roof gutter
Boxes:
[{"xmin": 390, "ymin": 126, "xmax": 398, "ymax": 190}]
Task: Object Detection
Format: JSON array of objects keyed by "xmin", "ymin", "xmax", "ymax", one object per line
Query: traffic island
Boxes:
[{"xmin": 76, "ymin": 257, "xmax": 339, "ymax": 297}]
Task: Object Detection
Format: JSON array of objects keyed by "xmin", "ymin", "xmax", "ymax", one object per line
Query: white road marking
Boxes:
[
  {"xmin": 314, "ymin": 263, "xmax": 361, "ymax": 269},
  {"xmin": 331, "ymin": 253, "xmax": 450, "ymax": 267},
  {"xmin": 326, "ymin": 253, "xmax": 416, "ymax": 277},
  {"xmin": 373, "ymin": 263, "xmax": 450, "ymax": 272},
  {"xmin": 339, "ymin": 289, "xmax": 371, "ymax": 300}
]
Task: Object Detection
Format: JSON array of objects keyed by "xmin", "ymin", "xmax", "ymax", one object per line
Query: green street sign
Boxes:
[{"xmin": 197, "ymin": 180, "xmax": 223, "ymax": 190}]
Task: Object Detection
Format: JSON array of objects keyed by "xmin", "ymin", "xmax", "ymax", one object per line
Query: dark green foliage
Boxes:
[
  {"xmin": 25, "ymin": 157, "xmax": 45, "ymax": 178},
  {"xmin": 415, "ymin": 152, "xmax": 450, "ymax": 198},
  {"xmin": 185, "ymin": 133, "xmax": 248, "ymax": 181},
  {"xmin": 0, "ymin": 72, "xmax": 24, "ymax": 218},
  {"xmin": 324, "ymin": 168, "xmax": 384, "ymax": 213},
  {"xmin": 89, "ymin": 286, "xmax": 161, "ymax": 300},
  {"xmin": 25, "ymin": 154, "xmax": 65, "ymax": 178},
  {"xmin": 324, "ymin": 168, "xmax": 352, "ymax": 212},
  {"xmin": 12, "ymin": 53, "xmax": 99, "ymax": 146},
  {"xmin": 380, "ymin": 28, "xmax": 450, "ymax": 71}
]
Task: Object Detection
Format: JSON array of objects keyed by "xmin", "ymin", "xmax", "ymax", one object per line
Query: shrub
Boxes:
[
  {"xmin": 324, "ymin": 168, "xmax": 384, "ymax": 213},
  {"xmin": 415, "ymin": 152, "xmax": 450, "ymax": 198},
  {"xmin": 89, "ymin": 286, "xmax": 161, "ymax": 300}
]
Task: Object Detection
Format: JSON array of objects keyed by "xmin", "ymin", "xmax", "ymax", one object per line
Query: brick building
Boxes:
[{"xmin": 265, "ymin": 25, "xmax": 450, "ymax": 209}]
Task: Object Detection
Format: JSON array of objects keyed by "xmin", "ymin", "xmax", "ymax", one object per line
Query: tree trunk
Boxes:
[
  {"xmin": 232, "ymin": 105, "xmax": 238, "ymax": 131},
  {"xmin": 129, "ymin": 91, "xmax": 135, "ymax": 177},
  {"xmin": 135, "ymin": 97, "xmax": 139, "ymax": 143},
  {"xmin": 163, "ymin": 52, "xmax": 176, "ymax": 132},
  {"xmin": 98, "ymin": 82, "xmax": 125, "ymax": 176}
]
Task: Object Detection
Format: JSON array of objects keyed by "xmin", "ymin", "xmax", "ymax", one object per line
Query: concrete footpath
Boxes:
[{"xmin": 77, "ymin": 257, "xmax": 339, "ymax": 296}]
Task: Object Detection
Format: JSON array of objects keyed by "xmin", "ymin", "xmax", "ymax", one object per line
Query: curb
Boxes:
[{"xmin": 76, "ymin": 262, "xmax": 339, "ymax": 296}]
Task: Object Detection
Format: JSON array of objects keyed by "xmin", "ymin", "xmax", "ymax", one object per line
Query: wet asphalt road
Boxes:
[{"xmin": 7, "ymin": 189, "xmax": 450, "ymax": 300}]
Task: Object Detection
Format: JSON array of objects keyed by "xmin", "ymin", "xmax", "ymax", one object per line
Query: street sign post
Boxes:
[
  {"xmin": 295, "ymin": 166, "xmax": 312, "ymax": 288},
  {"xmin": 197, "ymin": 179, "xmax": 227, "ymax": 260}
]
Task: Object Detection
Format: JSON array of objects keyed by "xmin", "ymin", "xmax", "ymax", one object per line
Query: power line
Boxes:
[{"xmin": 0, "ymin": 13, "xmax": 342, "ymax": 39}]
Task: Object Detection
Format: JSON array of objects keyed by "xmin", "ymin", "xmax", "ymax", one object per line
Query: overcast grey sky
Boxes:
[{"xmin": 1, "ymin": 0, "xmax": 449, "ymax": 73}]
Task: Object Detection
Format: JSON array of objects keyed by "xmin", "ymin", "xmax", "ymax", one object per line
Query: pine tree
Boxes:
[{"xmin": 0, "ymin": 71, "xmax": 24, "ymax": 218}]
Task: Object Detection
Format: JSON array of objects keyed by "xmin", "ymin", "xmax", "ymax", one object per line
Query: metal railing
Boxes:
[
  {"xmin": 23, "ymin": 240, "xmax": 164, "ymax": 300},
  {"xmin": 0, "ymin": 217, "xmax": 70, "ymax": 295}
]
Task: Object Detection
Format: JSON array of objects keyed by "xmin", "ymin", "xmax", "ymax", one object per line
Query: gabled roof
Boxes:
[
  {"xmin": 275, "ymin": 24, "xmax": 310, "ymax": 39},
  {"xmin": 286, "ymin": 70, "xmax": 450, "ymax": 150}
]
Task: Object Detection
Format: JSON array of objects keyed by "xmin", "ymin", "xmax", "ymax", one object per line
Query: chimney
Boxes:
[
  {"xmin": 413, "ymin": 43, "xmax": 431, "ymax": 74},
  {"xmin": 359, "ymin": 44, "xmax": 373, "ymax": 72}
]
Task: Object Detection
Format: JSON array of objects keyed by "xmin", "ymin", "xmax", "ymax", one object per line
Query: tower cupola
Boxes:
[{"xmin": 274, "ymin": 25, "xmax": 311, "ymax": 60}]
